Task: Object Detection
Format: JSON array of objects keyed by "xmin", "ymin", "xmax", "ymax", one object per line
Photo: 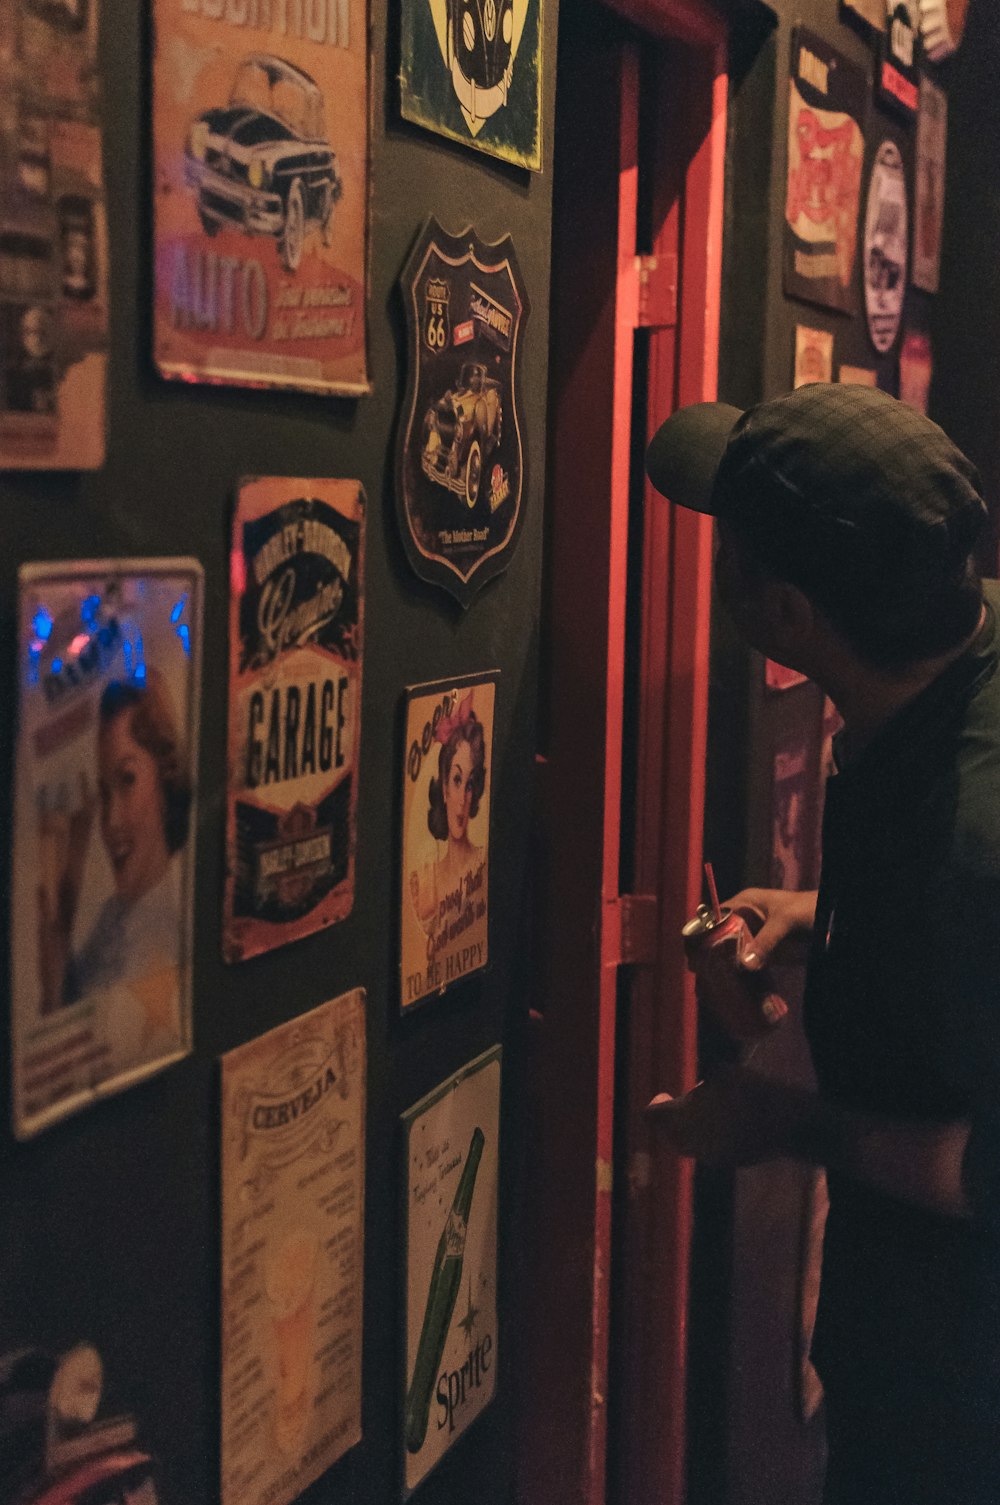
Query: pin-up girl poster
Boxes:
[{"xmin": 400, "ymin": 673, "xmax": 496, "ymax": 1010}]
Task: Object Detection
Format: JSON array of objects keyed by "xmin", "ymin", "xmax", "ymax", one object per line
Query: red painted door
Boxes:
[{"xmin": 518, "ymin": 4, "xmax": 726, "ymax": 1504}]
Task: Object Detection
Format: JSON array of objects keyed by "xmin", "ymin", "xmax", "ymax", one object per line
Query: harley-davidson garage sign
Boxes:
[
  {"xmin": 225, "ymin": 477, "xmax": 364, "ymax": 962},
  {"xmin": 397, "ymin": 219, "xmax": 529, "ymax": 608}
]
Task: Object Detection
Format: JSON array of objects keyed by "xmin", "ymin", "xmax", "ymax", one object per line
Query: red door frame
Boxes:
[{"xmin": 519, "ymin": 4, "xmax": 726, "ymax": 1503}]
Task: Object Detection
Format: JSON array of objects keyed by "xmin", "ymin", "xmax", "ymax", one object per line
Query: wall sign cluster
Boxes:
[
  {"xmin": 779, "ymin": 1, "xmax": 956, "ymax": 429},
  {"xmin": 3, "ymin": 0, "xmax": 542, "ymax": 1500}
]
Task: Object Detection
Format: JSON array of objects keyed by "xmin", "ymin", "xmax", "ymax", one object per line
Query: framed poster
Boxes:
[
  {"xmin": 784, "ymin": 28, "xmax": 867, "ymax": 314},
  {"xmin": 0, "ymin": 1341, "xmax": 163, "ymax": 1501},
  {"xmin": 838, "ymin": 363, "xmax": 877, "ymax": 385},
  {"xmin": 11, "ymin": 559, "xmax": 202, "ymax": 1139},
  {"xmin": 0, "ymin": 0, "xmax": 108, "ymax": 469},
  {"xmin": 770, "ymin": 740, "xmax": 811, "ymax": 891},
  {"xmin": 397, "ymin": 219, "xmax": 530, "ymax": 607},
  {"xmin": 399, "ymin": 0, "xmax": 542, "ymax": 171},
  {"xmin": 402, "ymin": 1046, "xmax": 500, "ymax": 1495},
  {"xmin": 152, "ymin": 0, "xmax": 369, "ymax": 394},
  {"xmin": 864, "ymin": 140, "xmax": 908, "ymax": 354},
  {"xmin": 225, "ymin": 477, "xmax": 364, "ymax": 963},
  {"xmin": 878, "ymin": 1, "xmax": 918, "ymax": 117},
  {"xmin": 793, "ymin": 324, "xmax": 833, "ymax": 388},
  {"xmin": 919, "ymin": 0, "xmax": 969, "ymax": 61},
  {"xmin": 899, "ymin": 327, "xmax": 932, "ymax": 413},
  {"xmin": 401, "ymin": 673, "xmax": 496, "ymax": 1010},
  {"xmin": 221, "ymin": 989, "xmax": 365, "ymax": 1505},
  {"xmin": 913, "ymin": 75, "xmax": 947, "ymax": 292}
]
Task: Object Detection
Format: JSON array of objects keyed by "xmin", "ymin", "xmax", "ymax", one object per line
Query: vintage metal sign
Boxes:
[
  {"xmin": 863, "ymin": 139, "xmax": 908, "ymax": 354},
  {"xmin": 398, "ymin": 220, "xmax": 529, "ymax": 607},
  {"xmin": 221, "ymin": 989, "xmax": 365, "ymax": 1505},
  {"xmin": 225, "ymin": 477, "xmax": 363, "ymax": 962},
  {"xmin": 11, "ymin": 559, "xmax": 203, "ymax": 1138},
  {"xmin": 913, "ymin": 75, "xmax": 947, "ymax": 292},
  {"xmin": 401, "ymin": 672, "xmax": 496, "ymax": 1009},
  {"xmin": 878, "ymin": 0, "xmax": 919, "ymax": 117},
  {"xmin": 402, "ymin": 1047, "xmax": 500, "ymax": 1495},
  {"xmin": 793, "ymin": 323, "xmax": 833, "ymax": 388},
  {"xmin": 0, "ymin": 0, "xmax": 109, "ymax": 468},
  {"xmin": 152, "ymin": 0, "xmax": 369, "ymax": 394},
  {"xmin": 399, "ymin": 0, "xmax": 542, "ymax": 171},
  {"xmin": 784, "ymin": 27, "xmax": 867, "ymax": 315}
]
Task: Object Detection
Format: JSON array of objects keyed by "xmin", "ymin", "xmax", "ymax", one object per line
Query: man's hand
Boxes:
[
  {"xmin": 726, "ymin": 887, "xmax": 818, "ymax": 971},
  {"xmin": 646, "ymin": 1065, "xmax": 812, "ymax": 1167}
]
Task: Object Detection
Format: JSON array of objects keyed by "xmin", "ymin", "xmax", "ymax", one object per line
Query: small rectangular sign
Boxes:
[{"xmin": 225, "ymin": 477, "xmax": 364, "ymax": 963}]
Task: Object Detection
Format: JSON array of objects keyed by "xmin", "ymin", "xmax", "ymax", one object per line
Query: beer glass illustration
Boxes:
[
  {"xmin": 405, "ymin": 1127, "xmax": 485, "ymax": 1453},
  {"xmin": 265, "ymin": 1226, "xmax": 319, "ymax": 1454}
]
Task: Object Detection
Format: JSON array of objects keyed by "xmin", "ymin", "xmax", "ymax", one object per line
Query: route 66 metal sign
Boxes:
[{"xmin": 397, "ymin": 219, "xmax": 530, "ymax": 608}]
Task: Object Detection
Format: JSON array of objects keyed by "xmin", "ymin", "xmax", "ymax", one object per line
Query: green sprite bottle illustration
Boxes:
[{"xmin": 405, "ymin": 1126, "xmax": 485, "ymax": 1453}]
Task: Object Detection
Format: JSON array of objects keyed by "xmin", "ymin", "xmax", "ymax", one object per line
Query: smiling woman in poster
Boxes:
[
  {"xmin": 36, "ymin": 668, "xmax": 193, "ymax": 1065},
  {"xmin": 409, "ymin": 693, "xmax": 488, "ymax": 938}
]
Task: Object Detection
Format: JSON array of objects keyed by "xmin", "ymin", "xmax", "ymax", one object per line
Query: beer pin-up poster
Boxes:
[
  {"xmin": 402, "ymin": 1046, "xmax": 500, "ymax": 1494},
  {"xmin": 11, "ymin": 559, "xmax": 203, "ymax": 1138},
  {"xmin": 225, "ymin": 477, "xmax": 364, "ymax": 962},
  {"xmin": 784, "ymin": 27, "xmax": 867, "ymax": 314},
  {"xmin": 152, "ymin": 0, "xmax": 369, "ymax": 394},
  {"xmin": 401, "ymin": 672, "xmax": 496, "ymax": 1010},
  {"xmin": 221, "ymin": 989, "xmax": 365, "ymax": 1505}
]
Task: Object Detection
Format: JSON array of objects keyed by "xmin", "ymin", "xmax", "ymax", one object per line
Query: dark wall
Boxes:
[
  {"xmin": 0, "ymin": 3, "xmax": 556, "ymax": 1504},
  {"xmin": 695, "ymin": 2, "xmax": 999, "ymax": 1503}
]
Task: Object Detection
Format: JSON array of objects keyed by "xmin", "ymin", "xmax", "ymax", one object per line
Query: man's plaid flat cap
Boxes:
[{"xmin": 645, "ymin": 383, "xmax": 987, "ymax": 594}]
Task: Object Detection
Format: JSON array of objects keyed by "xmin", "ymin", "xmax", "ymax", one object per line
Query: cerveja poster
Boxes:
[
  {"xmin": 152, "ymin": 0, "xmax": 369, "ymax": 394},
  {"xmin": 397, "ymin": 219, "xmax": 529, "ymax": 607},
  {"xmin": 403, "ymin": 1047, "xmax": 500, "ymax": 1494},
  {"xmin": 401, "ymin": 673, "xmax": 496, "ymax": 1009},
  {"xmin": 784, "ymin": 27, "xmax": 867, "ymax": 314},
  {"xmin": 11, "ymin": 559, "xmax": 202, "ymax": 1139},
  {"xmin": 221, "ymin": 989, "xmax": 365, "ymax": 1505},
  {"xmin": 225, "ymin": 477, "xmax": 364, "ymax": 962},
  {"xmin": 0, "ymin": 0, "xmax": 109, "ymax": 468},
  {"xmin": 399, "ymin": 0, "xmax": 542, "ymax": 171}
]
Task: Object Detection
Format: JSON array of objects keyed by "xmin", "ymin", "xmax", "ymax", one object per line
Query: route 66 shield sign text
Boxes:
[{"xmin": 397, "ymin": 219, "xmax": 529, "ymax": 608}]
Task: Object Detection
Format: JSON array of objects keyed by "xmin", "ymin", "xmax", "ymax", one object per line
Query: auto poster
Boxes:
[
  {"xmin": 399, "ymin": 0, "xmax": 542, "ymax": 171},
  {"xmin": 864, "ymin": 140, "xmax": 908, "ymax": 354},
  {"xmin": 397, "ymin": 219, "xmax": 529, "ymax": 607},
  {"xmin": 402, "ymin": 1046, "xmax": 500, "ymax": 1495},
  {"xmin": 913, "ymin": 75, "xmax": 947, "ymax": 293},
  {"xmin": 152, "ymin": 0, "xmax": 369, "ymax": 395},
  {"xmin": 401, "ymin": 672, "xmax": 496, "ymax": 1010},
  {"xmin": 793, "ymin": 323, "xmax": 833, "ymax": 387},
  {"xmin": 784, "ymin": 27, "xmax": 866, "ymax": 314},
  {"xmin": 221, "ymin": 989, "xmax": 365, "ymax": 1505},
  {"xmin": 0, "ymin": 1341, "xmax": 163, "ymax": 1504},
  {"xmin": 0, "ymin": 0, "xmax": 109, "ymax": 469},
  {"xmin": 877, "ymin": 1, "xmax": 918, "ymax": 118},
  {"xmin": 225, "ymin": 477, "xmax": 363, "ymax": 963},
  {"xmin": 11, "ymin": 559, "xmax": 202, "ymax": 1140}
]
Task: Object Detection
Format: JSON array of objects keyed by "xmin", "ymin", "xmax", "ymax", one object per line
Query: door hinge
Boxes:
[
  {"xmin": 633, "ymin": 253, "xmax": 677, "ymax": 330},
  {"xmin": 607, "ymin": 893, "xmax": 659, "ymax": 967}
]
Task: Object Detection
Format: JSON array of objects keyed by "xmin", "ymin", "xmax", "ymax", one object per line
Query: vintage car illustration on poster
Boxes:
[
  {"xmin": 399, "ymin": 0, "xmax": 541, "ymax": 171},
  {"xmin": 397, "ymin": 219, "xmax": 529, "ymax": 608},
  {"xmin": 421, "ymin": 358, "xmax": 502, "ymax": 508},
  {"xmin": 184, "ymin": 54, "xmax": 342, "ymax": 274}
]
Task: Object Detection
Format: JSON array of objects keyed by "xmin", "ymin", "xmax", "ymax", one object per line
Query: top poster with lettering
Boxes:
[
  {"xmin": 11, "ymin": 558, "xmax": 202, "ymax": 1138},
  {"xmin": 399, "ymin": 0, "xmax": 542, "ymax": 172},
  {"xmin": 784, "ymin": 27, "xmax": 867, "ymax": 314},
  {"xmin": 225, "ymin": 476, "xmax": 364, "ymax": 962},
  {"xmin": 152, "ymin": 0, "xmax": 369, "ymax": 395}
]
